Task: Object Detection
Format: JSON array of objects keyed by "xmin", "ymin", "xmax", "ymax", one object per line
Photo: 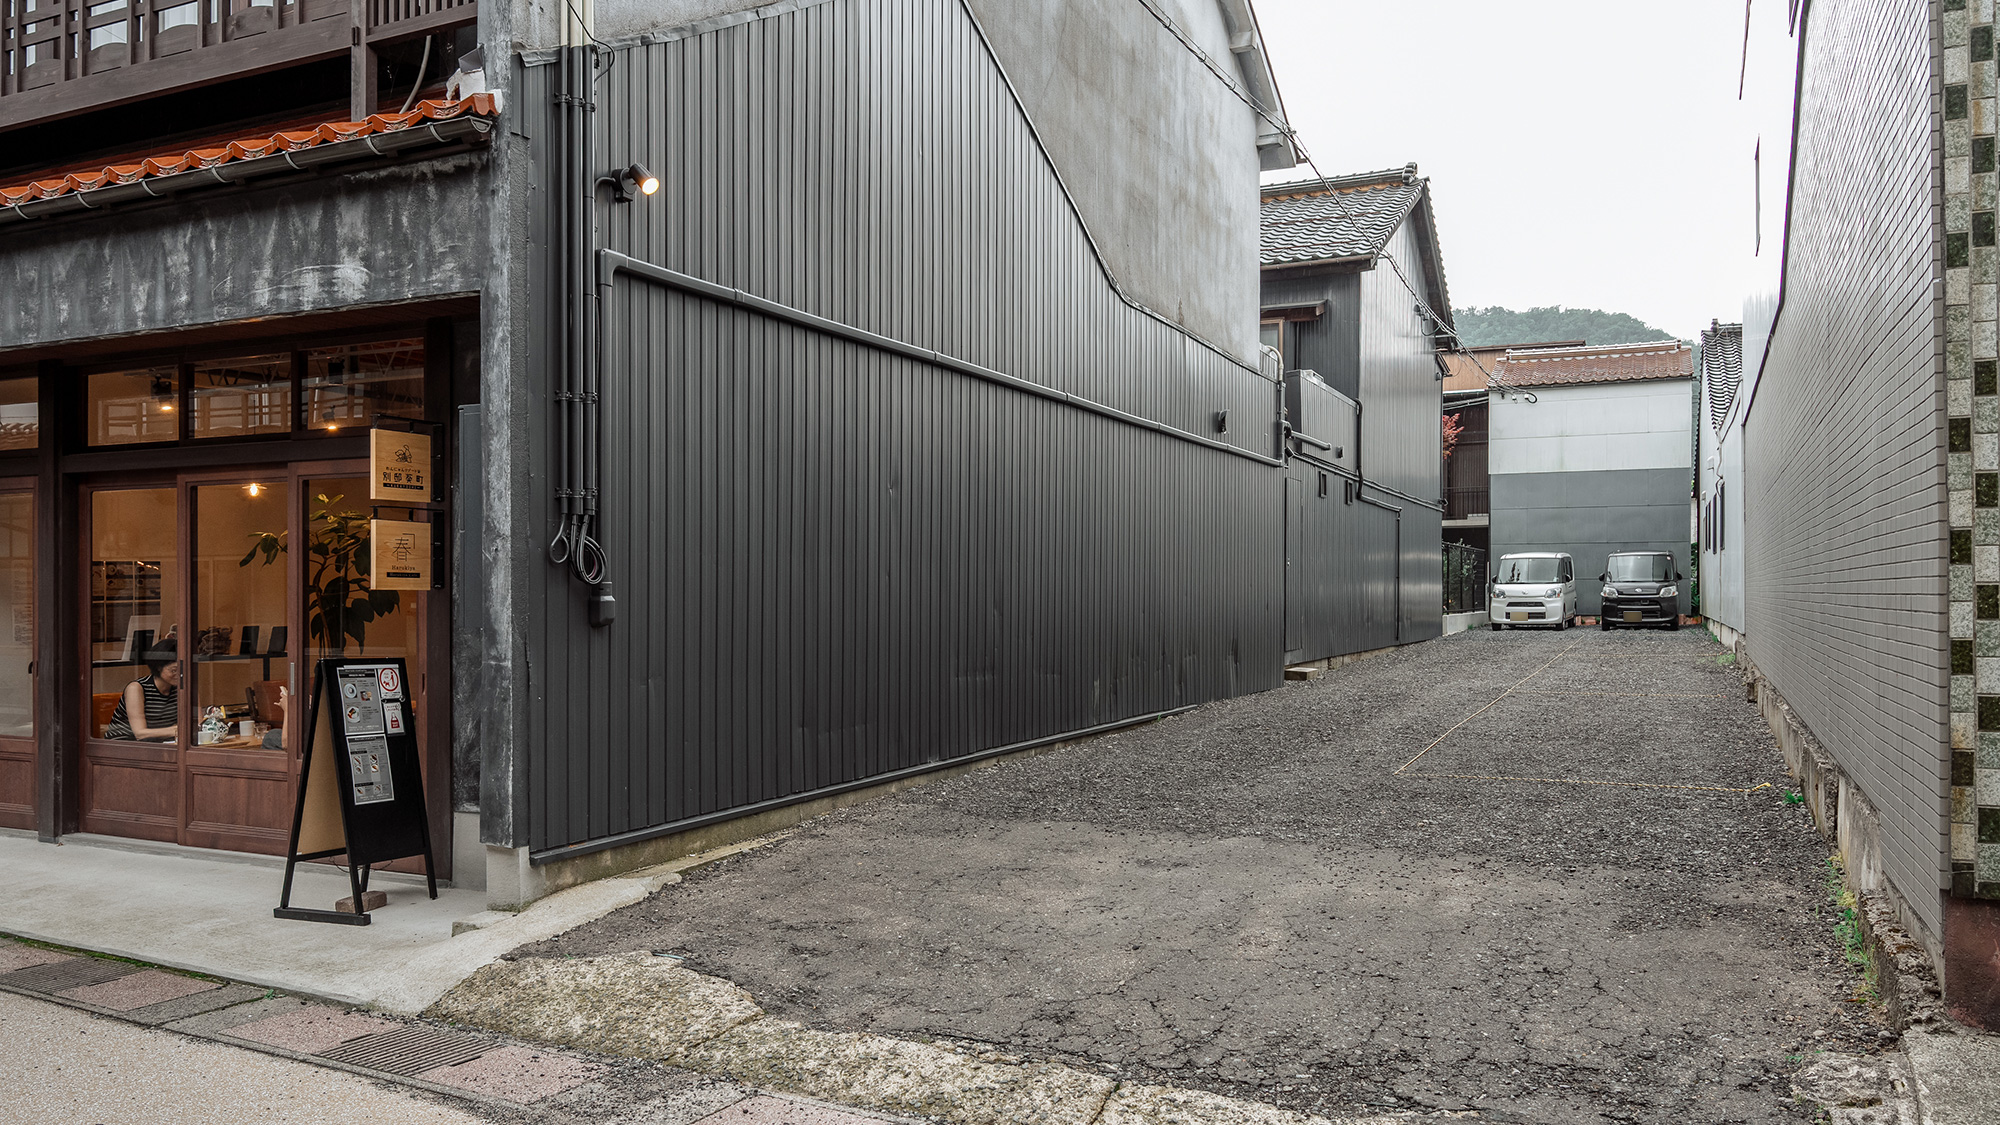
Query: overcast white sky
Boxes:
[{"xmin": 1252, "ymin": 0, "xmax": 1750, "ymax": 341}]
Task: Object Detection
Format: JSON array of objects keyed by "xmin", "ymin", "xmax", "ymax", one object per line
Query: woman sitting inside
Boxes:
[{"xmin": 106, "ymin": 638, "xmax": 179, "ymax": 742}]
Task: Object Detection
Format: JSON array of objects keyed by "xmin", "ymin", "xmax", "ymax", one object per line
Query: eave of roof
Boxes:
[{"xmin": 0, "ymin": 95, "xmax": 498, "ymax": 223}]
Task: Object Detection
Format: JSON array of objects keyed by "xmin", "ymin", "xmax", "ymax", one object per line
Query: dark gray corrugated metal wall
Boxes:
[
  {"xmin": 1262, "ymin": 227, "xmax": 1444, "ymax": 661},
  {"xmin": 1357, "ymin": 220, "xmax": 1444, "ymax": 505},
  {"xmin": 522, "ymin": 0, "xmax": 1285, "ymax": 855},
  {"xmin": 1262, "ymin": 269, "xmax": 1361, "ymax": 399}
]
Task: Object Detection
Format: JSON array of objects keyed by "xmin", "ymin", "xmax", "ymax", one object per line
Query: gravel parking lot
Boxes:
[{"xmin": 525, "ymin": 627, "xmax": 1884, "ymax": 1123}]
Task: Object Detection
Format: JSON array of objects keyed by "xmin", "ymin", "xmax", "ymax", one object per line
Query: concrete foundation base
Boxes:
[
  {"xmin": 481, "ymin": 715, "xmax": 1185, "ymax": 911},
  {"xmin": 1742, "ymin": 658, "xmax": 1962, "ymax": 1029},
  {"xmin": 1442, "ymin": 611, "xmax": 1483, "ymax": 635}
]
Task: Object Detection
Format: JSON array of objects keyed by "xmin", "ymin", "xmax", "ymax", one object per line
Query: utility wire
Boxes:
[{"xmin": 1128, "ymin": 0, "xmax": 1533, "ymax": 400}]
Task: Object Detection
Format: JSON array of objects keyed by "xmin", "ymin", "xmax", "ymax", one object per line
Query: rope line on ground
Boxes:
[
  {"xmin": 1404, "ymin": 772, "xmax": 1775, "ymax": 795},
  {"xmin": 1532, "ymin": 690, "xmax": 1735, "ymax": 700},
  {"xmin": 1394, "ymin": 639, "xmax": 1583, "ymax": 774}
]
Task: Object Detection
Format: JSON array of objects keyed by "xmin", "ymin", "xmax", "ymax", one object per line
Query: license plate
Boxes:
[
  {"xmin": 1509, "ymin": 612, "xmax": 1527, "ymax": 621},
  {"xmin": 1624, "ymin": 611, "xmax": 1641, "ymax": 622}
]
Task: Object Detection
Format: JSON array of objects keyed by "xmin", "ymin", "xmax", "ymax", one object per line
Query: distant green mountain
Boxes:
[{"xmin": 1449, "ymin": 306, "xmax": 1677, "ymax": 348}]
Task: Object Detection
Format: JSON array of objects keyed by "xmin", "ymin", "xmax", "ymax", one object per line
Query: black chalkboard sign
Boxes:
[{"xmin": 274, "ymin": 657, "xmax": 436, "ymax": 925}]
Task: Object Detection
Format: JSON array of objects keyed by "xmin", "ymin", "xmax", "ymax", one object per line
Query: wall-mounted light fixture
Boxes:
[{"xmin": 602, "ymin": 162, "xmax": 660, "ymax": 203}]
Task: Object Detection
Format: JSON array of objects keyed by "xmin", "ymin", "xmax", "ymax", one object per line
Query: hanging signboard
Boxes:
[
  {"xmin": 275, "ymin": 658, "xmax": 435, "ymax": 925},
  {"xmin": 370, "ymin": 519, "xmax": 432, "ymax": 591},
  {"xmin": 369, "ymin": 428, "xmax": 433, "ymax": 503}
]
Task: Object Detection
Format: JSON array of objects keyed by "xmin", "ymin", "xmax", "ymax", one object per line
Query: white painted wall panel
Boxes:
[{"xmin": 1490, "ymin": 379, "xmax": 1694, "ymax": 477}]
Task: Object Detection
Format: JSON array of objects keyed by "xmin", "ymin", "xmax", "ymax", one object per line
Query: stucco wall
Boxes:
[
  {"xmin": 0, "ymin": 154, "xmax": 489, "ymax": 349},
  {"xmin": 964, "ymin": 0, "xmax": 1263, "ymax": 364}
]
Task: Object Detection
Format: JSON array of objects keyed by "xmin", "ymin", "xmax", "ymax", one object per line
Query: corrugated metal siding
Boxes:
[
  {"xmin": 1357, "ymin": 220, "xmax": 1444, "ymax": 504},
  {"xmin": 1262, "ymin": 270, "xmax": 1360, "ymax": 399},
  {"xmin": 523, "ymin": 0, "xmax": 1285, "ymax": 854},
  {"xmin": 1743, "ymin": 0, "xmax": 1947, "ymax": 935}
]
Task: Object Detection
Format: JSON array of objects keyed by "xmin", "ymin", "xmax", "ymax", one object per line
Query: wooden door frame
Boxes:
[
  {"xmin": 178, "ymin": 465, "xmax": 305, "ymax": 853},
  {"xmin": 69, "ymin": 461, "xmax": 451, "ymax": 872},
  {"xmin": 0, "ymin": 478, "xmax": 35, "ymax": 830}
]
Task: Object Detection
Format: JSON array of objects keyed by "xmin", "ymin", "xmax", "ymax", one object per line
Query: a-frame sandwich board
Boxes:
[{"xmin": 275, "ymin": 657, "xmax": 436, "ymax": 925}]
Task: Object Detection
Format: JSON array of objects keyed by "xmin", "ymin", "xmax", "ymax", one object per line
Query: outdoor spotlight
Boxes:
[{"xmin": 606, "ymin": 162, "xmax": 660, "ymax": 203}]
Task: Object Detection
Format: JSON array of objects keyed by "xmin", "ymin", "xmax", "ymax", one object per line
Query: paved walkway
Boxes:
[
  {"xmin": 0, "ymin": 829, "xmax": 668, "ymax": 1012},
  {"xmin": 0, "ymin": 939, "xmax": 921, "ymax": 1125}
]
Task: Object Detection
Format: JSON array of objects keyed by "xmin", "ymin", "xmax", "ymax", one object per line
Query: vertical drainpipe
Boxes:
[{"xmin": 549, "ymin": 2, "xmax": 615, "ymax": 626}]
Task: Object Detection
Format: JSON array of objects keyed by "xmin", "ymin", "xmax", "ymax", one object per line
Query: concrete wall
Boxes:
[
  {"xmin": 1739, "ymin": 0, "xmax": 1947, "ymax": 940},
  {"xmin": 1490, "ymin": 379, "xmax": 1692, "ymax": 618},
  {"xmin": 0, "ymin": 154, "xmax": 489, "ymax": 349}
]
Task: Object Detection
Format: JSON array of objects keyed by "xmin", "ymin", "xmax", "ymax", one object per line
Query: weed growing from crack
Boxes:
[
  {"xmin": 1784, "ymin": 790, "xmax": 1806, "ymax": 805},
  {"xmin": 1716, "ymin": 653, "xmax": 1737, "ymax": 666},
  {"xmin": 1822, "ymin": 858, "xmax": 1880, "ymax": 1003}
]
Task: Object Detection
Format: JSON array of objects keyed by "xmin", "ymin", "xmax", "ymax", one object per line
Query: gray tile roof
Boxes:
[
  {"xmin": 1260, "ymin": 166, "xmax": 1425, "ymax": 267},
  {"xmin": 1700, "ymin": 321, "xmax": 1743, "ymax": 431}
]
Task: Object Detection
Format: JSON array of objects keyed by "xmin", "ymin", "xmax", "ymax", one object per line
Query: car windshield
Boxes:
[
  {"xmin": 1607, "ymin": 555, "xmax": 1672, "ymax": 582},
  {"xmin": 1495, "ymin": 557, "xmax": 1560, "ymax": 584}
]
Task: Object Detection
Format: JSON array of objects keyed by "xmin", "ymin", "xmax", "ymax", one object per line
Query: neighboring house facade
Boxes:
[
  {"xmin": 1437, "ymin": 339, "xmax": 1583, "ymax": 394},
  {"xmin": 0, "ymin": 0, "xmax": 1302, "ymax": 906},
  {"xmin": 1696, "ymin": 321, "xmax": 1745, "ymax": 642},
  {"xmin": 1719, "ymin": 0, "xmax": 2000, "ymax": 1028},
  {"xmin": 1487, "ymin": 341, "xmax": 1695, "ymax": 619},
  {"xmin": 1436, "ymin": 339, "xmax": 1585, "ymax": 555},
  {"xmin": 1258, "ymin": 165, "xmax": 1451, "ymax": 664}
]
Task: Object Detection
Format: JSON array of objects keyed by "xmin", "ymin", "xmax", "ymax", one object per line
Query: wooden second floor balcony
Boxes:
[{"xmin": 0, "ymin": 0, "xmax": 475, "ymax": 131}]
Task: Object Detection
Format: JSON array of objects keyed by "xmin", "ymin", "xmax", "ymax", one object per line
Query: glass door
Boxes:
[
  {"xmin": 80, "ymin": 485, "xmax": 183, "ymax": 841},
  {"xmin": 76, "ymin": 465, "xmax": 437, "ymax": 859},
  {"xmin": 181, "ymin": 475, "xmax": 297, "ymax": 852}
]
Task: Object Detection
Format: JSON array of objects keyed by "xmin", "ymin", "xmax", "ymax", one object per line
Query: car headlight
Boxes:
[
  {"xmin": 1660, "ymin": 585, "xmax": 1678, "ymax": 598},
  {"xmin": 1601, "ymin": 585, "xmax": 1617, "ymax": 599},
  {"xmin": 1542, "ymin": 587, "xmax": 1559, "ymax": 597}
]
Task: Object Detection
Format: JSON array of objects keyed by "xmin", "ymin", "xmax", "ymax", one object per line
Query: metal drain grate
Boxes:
[
  {"xmin": 320, "ymin": 1024, "xmax": 493, "ymax": 1076},
  {"xmin": 0, "ymin": 957, "xmax": 137, "ymax": 994}
]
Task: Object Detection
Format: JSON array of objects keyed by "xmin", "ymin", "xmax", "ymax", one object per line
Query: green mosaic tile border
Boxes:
[{"xmin": 1948, "ymin": 1, "xmax": 2000, "ymax": 900}]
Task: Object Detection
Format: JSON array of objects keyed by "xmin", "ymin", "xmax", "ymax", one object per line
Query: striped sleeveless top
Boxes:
[{"xmin": 105, "ymin": 675, "xmax": 177, "ymax": 740}]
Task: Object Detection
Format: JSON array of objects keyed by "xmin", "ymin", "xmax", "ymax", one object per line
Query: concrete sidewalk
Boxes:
[
  {"xmin": 0, "ymin": 829, "xmax": 673, "ymax": 1013},
  {"xmin": 1906, "ymin": 1030, "xmax": 2000, "ymax": 1124}
]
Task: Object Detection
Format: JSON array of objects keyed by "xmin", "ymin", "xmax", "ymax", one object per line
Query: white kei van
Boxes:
[{"xmin": 1488, "ymin": 552, "xmax": 1579, "ymax": 630}]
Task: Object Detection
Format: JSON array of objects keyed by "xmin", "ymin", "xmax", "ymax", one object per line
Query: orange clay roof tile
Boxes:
[
  {"xmin": 0, "ymin": 94, "xmax": 497, "ymax": 207},
  {"xmin": 1490, "ymin": 340, "xmax": 1694, "ymax": 388}
]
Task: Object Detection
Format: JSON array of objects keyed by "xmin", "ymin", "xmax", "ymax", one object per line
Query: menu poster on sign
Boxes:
[
  {"xmin": 274, "ymin": 657, "xmax": 435, "ymax": 926},
  {"xmin": 369, "ymin": 428, "xmax": 433, "ymax": 503}
]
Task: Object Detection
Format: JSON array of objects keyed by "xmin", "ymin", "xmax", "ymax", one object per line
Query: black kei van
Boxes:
[{"xmin": 1598, "ymin": 552, "xmax": 1683, "ymax": 630}]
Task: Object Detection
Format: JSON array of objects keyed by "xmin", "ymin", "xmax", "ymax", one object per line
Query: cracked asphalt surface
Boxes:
[{"xmin": 524, "ymin": 627, "xmax": 1885, "ymax": 1123}]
